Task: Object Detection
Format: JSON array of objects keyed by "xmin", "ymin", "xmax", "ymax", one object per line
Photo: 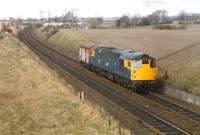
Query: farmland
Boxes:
[{"xmin": 79, "ymin": 25, "xmax": 200, "ymax": 61}]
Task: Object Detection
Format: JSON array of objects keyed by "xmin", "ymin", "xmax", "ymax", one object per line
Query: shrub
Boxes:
[
  {"xmin": 35, "ymin": 24, "xmax": 42, "ymax": 28},
  {"xmin": 46, "ymin": 29, "xmax": 59, "ymax": 39},
  {"xmin": 179, "ymin": 25, "xmax": 186, "ymax": 30},
  {"xmin": 42, "ymin": 26, "xmax": 51, "ymax": 32},
  {"xmin": 1, "ymin": 23, "xmax": 13, "ymax": 33},
  {"xmin": 15, "ymin": 25, "xmax": 19, "ymax": 29},
  {"xmin": 0, "ymin": 34, "xmax": 4, "ymax": 40},
  {"xmin": 3, "ymin": 27, "xmax": 13, "ymax": 33},
  {"xmin": 154, "ymin": 24, "xmax": 186, "ymax": 30},
  {"xmin": 17, "ymin": 30, "xmax": 23, "ymax": 41}
]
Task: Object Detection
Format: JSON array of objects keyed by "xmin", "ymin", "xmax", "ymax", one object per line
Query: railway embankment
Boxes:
[{"xmin": 0, "ymin": 32, "xmax": 127, "ymax": 134}]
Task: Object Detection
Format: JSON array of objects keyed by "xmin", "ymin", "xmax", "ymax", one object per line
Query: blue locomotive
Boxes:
[{"xmin": 79, "ymin": 45, "xmax": 157, "ymax": 90}]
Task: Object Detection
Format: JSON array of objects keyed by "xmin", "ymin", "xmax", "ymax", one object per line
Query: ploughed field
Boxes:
[{"xmin": 79, "ymin": 25, "xmax": 200, "ymax": 67}]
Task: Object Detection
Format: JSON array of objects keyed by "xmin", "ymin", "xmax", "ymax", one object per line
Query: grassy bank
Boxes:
[
  {"xmin": 166, "ymin": 57, "xmax": 200, "ymax": 95},
  {"xmin": 35, "ymin": 27, "xmax": 86, "ymax": 58},
  {"xmin": 0, "ymin": 35, "xmax": 128, "ymax": 135}
]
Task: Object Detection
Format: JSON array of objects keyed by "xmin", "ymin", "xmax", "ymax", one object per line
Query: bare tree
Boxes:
[
  {"xmin": 178, "ymin": 10, "xmax": 187, "ymax": 24},
  {"xmin": 130, "ymin": 14, "xmax": 141, "ymax": 27},
  {"xmin": 88, "ymin": 17, "xmax": 103, "ymax": 28},
  {"xmin": 148, "ymin": 10, "xmax": 169, "ymax": 25},
  {"xmin": 116, "ymin": 15, "xmax": 130, "ymax": 28}
]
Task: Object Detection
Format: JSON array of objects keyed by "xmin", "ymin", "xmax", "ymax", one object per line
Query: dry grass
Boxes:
[
  {"xmin": 166, "ymin": 56, "xmax": 200, "ymax": 95},
  {"xmin": 0, "ymin": 35, "xmax": 129, "ymax": 135},
  {"xmin": 35, "ymin": 28, "xmax": 86, "ymax": 58}
]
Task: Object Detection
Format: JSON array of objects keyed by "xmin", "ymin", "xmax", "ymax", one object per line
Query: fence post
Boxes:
[
  {"xmin": 99, "ymin": 107, "xmax": 101, "ymax": 114},
  {"xmin": 118, "ymin": 123, "xmax": 121, "ymax": 135},
  {"xmin": 130, "ymin": 127, "xmax": 133, "ymax": 135},
  {"xmin": 108, "ymin": 112, "xmax": 111, "ymax": 126},
  {"xmin": 80, "ymin": 91, "xmax": 84, "ymax": 102}
]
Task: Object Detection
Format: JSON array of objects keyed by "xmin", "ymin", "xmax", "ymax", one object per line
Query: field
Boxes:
[
  {"xmin": 0, "ymin": 34, "xmax": 127, "ymax": 135},
  {"xmin": 35, "ymin": 25, "xmax": 200, "ymax": 95},
  {"xmin": 79, "ymin": 25, "xmax": 200, "ymax": 64},
  {"xmin": 78, "ymin": 25, "xmax": 200, "ymax": 95}
]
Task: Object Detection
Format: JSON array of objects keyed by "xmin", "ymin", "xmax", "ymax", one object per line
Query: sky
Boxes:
[{"xmin": 0, "ymin": 0, "xmax": 200, "ymax": 19}]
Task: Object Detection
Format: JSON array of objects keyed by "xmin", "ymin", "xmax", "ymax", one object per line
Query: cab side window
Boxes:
[
  {"xmin": 142, "ymin": 59, "xmax": 149, "ymax": 64},
  {"xmin": 150, "ymin": 60, "xmax": 156, "ymax": 68},
  {"xmin": 128, "ymin": 61, "xmax": 131, "ymax": 67},
  {"xmin": 120, "ymin": 60, "xmax": 124, "ymax": 68}
]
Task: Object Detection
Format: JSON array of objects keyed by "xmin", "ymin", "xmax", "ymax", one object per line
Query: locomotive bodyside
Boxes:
[
  {"xmin": 90, "ymin": 46, "xmax": 131, "ymax": 80},
  {"xmin": 79, "ymin": 45, "xmax": 157, "ymax": 90}
]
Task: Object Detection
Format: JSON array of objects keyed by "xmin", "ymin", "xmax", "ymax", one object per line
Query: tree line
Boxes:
[{"xmin": 89, "ymin": 10, "xmax": 200, "ymax": 28}]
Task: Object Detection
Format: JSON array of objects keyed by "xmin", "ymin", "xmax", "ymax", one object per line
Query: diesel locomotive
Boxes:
[{"xmin": 79, "ymin": 45, "xmax": 157, "ymax": 91}]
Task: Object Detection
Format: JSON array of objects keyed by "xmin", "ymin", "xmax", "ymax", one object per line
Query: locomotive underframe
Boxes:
[{"xmin": 81, "ymin": 61, "xmax": 155, "ymax": 93}]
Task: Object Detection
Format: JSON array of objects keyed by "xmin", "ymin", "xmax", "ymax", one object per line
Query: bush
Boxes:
[
  {"xmin": 1, "ymin": 23, "xmax": 13, "ymax": 33},
  {"xmin": 3, "ymin": 27, "xmax": 13, "ymax": 33},
  {"xmin": 0, "ymin": 34, "xmax": 4, "ymax": 40},
  {"xmin": 15, "ymin": 25, "xmax": 19, "ymax": 29},
  {"xmin": 17, "ymin": 30, "xmax": 23, "ymax": 41},
  {"xmin": 42, "ymin": 26, "xmax": 51, "ymax": 32},
  {"xmin": 46, "ymin": 29, "xmax": 59, "ymax": 39},
  {"xmin": 35, "ymin": 24, "xmax": 42, "ymax": 28},
  {"xmin": 6, "ymin": 27, "xmax": 13, "ymax": 33},
  {"xmin": 89, "ymin": 17, "xmax": 103, "ymax": 29},
  {"xmin": 154, "ymin": 24, "xmax": 186, "ymax": 30}
]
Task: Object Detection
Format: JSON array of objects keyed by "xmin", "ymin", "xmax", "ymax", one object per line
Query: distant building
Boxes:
[
  {"xmin": 0, "ymin": 23, "xmax": 2, "ymax": 31},
  {"xmin": 172, "ymin": 21, "xmax": 179, "ymax": 25},
  {"xmin": 102, "ymin": 18, "xmax": 118, "ymax": 27}
]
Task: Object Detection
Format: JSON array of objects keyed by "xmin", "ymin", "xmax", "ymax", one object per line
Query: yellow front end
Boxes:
[
  {"xmin": 124, "ymin": 59, "xmax": 156, "ymax": 81},
  {"xmin": 131, "ymin": 64, "xmax": 156, "ymax": 81}
]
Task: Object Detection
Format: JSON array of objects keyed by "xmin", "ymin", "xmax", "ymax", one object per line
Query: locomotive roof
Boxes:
[{"xmin": 94, "ymin": 45, "xmax": 155, "ymax": 60}]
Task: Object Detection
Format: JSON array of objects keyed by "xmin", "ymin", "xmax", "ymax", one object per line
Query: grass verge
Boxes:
[
  {"xmin": 35, "ymin": 27, "xmax": 86, "ymax": 58},
  {"xmin": 166, "ymin": 57, "xmax": 200, "ymax": 96}
]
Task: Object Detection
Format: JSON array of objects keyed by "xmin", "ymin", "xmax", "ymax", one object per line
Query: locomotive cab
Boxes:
[{"xmin": 124, "ymin": 57, "xmax": 156, "ymax": 81}]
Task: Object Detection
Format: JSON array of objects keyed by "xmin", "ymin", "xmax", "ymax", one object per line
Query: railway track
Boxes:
[
  {"xmin": 158, "ymin": 41, "xmax": 200, "ymax": 61},
  {"xmin": 21, "ymin": 26, "xmax": 200, "ymax": 135},
  {"xmin": 32, "ymin": 30, "xmax": 200, "ymax": 124},
  {"xmin": 146, "ymin": 93, "xmax": 200, "ymax": 123}
]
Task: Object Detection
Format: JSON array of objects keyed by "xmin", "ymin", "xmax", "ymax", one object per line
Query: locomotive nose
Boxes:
[{"xmin": 131, "ymin": 59, "xmax": 157, "ymax": 81}]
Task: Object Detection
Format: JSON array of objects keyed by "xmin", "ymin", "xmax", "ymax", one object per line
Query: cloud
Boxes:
[{"xmin": 0, "ymin": 0, "xmax": 199, "ymax": 18}]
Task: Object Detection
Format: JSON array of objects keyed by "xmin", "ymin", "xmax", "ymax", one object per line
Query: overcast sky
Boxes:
[{"xmin": 1, "ymin": 0, "xmax": 200, "ymax": 19}]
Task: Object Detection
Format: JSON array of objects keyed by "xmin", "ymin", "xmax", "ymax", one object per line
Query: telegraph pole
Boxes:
[
  {"xmin": 39, "ymin": 10, "xmax": 44, "ymax": 24},
  {"xmin": 71, "ymin": 8, "xmax": 78, "ymax": 30},
  {"xmin": 48, "ymin": 10, "xmax": 51, "ymax": 26}
]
